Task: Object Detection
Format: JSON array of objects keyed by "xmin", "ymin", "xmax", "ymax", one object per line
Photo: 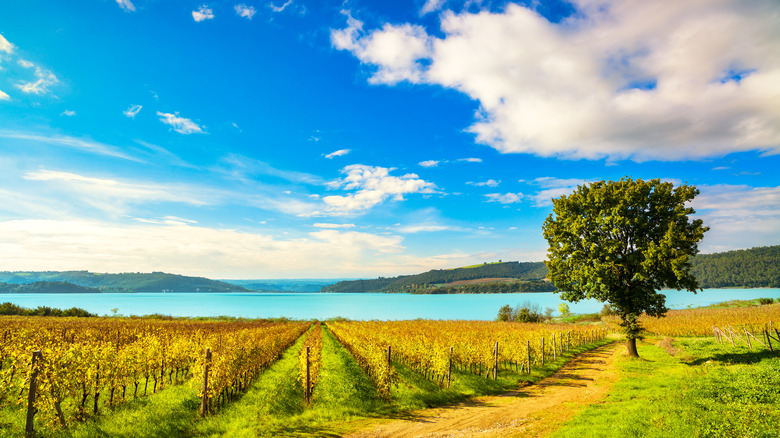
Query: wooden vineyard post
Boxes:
[
  {"xmin": 765, "ymin": 330, "xmax": 773, "ymax": 352},
  {"xmin": 493, "ymin": 342, "xmax": 498, "ymax": 380},
  {"xmin": 526, "ymin": 340, "xmax": 531, "ymax": 374},
  {"xmin": 447, "ymin": 347, "xmax": 453, "ymax": 388},
  {"xmin": 387, "ymin": 345, "xmax": 392, "ymax": 367},
  {"xmin": 199, "ymin": 348, "xmax": 211, "ymax": 417},
  {"xmin": 25, "ymin": 350, "xmax": 42, "ymax": 437},
  {"xmin": 744, "ymin": 328, "xmax": 753, "ymax": 350},
  {"xmin": 552, "ymin": 335, "xmax": 557, "ymax": 361},
  {"xmin": 304, "ymin": 346, "xmax": 311, "ymax": 405}
]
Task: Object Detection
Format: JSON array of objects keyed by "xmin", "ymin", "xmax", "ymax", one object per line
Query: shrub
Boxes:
[{"xmin": 758, "ymin": 297, "xmax": 774, "ymax": 305}]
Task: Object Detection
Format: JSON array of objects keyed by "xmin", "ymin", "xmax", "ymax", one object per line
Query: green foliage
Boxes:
[
  {"xmin": 558, "ymin": 303, "xmax": 570, "ymax": 317},
  {"xmin": 0, "ymin": 302, "xmax": 95, "ymax": 317},
  {"xmin": 758, "ymin": 297, "xmax": 775, "ymax": 305},
  {"xmin": 542, "ymin": 177, "xmax": 708, "ymax": 345},
  {"xmin": 496, "ymin": 302, "xmax": 545, "ymax": 322},
  {"xmin": 321, "ymin": 261, "xmax": 549, "ymax": 292},
  {"xmin": 690, "ymin": 245, "xmax": 780, "ymax": 288},
  {"xmin": 496, "ymin": 304, "xmax": 514, "ymax": 321}
]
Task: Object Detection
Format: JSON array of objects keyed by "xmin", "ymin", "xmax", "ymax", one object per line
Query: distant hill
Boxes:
[
  {"xmin": 321, "ymin": 245, "xmax": 780, "ymax": 293},
  {"xmin": 0, "ymin": 281, "xmax": 100, "ymax": 293},
  {"xmin": 321, "ymin": 261, "xmax": 549, "ymax": 293},
  {"xmin": 0, "ymin": 271, "xmax": 250, "ymax": 293},
  {"xmin": 221, "ymin": 279, "xmax": 352, "ymax": 292}
]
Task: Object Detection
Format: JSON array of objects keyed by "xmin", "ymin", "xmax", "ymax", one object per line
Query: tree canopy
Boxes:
[{"xmin": 542, "ymin": 177, "xmax": 708, "ymax": 357}]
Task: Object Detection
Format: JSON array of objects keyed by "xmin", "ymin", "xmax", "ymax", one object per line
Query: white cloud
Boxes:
[
  {"xmin": 0, "ymin": 90, "xmax": 9, "ymax": 101},
  {"xmin": 325, "ymin": 149, "xmax": 351, "ymax": 159},
  {"xmin": 333, "ymin": 1, "xmax": 780, "ymax": 160},
  {"xmin": 457, "ymin": 158, "xmax": 482, "ymax": 163},
  {"xmin": 484, "ymin": 192, "xmax": 523, "ymax": 204},
  {"xmin": 235, "ymin": 4, "xmax": 256, "ymax": 19},
  {"xmin": 331, "ymin": 11, "xmax": 433, "ymax": 84},
  {"xmin": 156, "ymin": 111, "xmax": 204, "ymax": 134},
  {"xmin": 124, "ymin": 104, "xmax": 142, "ymax": 118},
  {"xmin": 0, "ymin": 219, "xmax": 411, "ymax": 278},
  {"xmin": 192, "ymin": 5, "xmax": 215, "ymax": 22},
  {"xmin": 527, "ymin": 177, "xmax": 591, "ymax": 206},
  {"xmin": 60, "ymin": 110, "xmax": 76, "ymax": 117},
  {"xmin": 467, "ymin": 179, "xmax": 500, "ymax": 187},
  {"xmin": 313, "ymin": 223, "xmax": 356, "ymax": 229},
  {"xmin": 269, "ymin": 0, "xmax": 292, "ymax": 13},
  {"xmin": 0, "ymin": 33, "xmax": 13, "ymax": 54},
  {"xmin": 15, "ymin": 63, "xmax": 58, "ymax": 95},
  {"xmin": 115, "ymin": 0, "xmax": 136, "ymax": 12},
  {"xmin": 320, "ymin": 164, "xmax": 437, "ymax": 215},
  {"xmin": 418, "ymin": 160, "xmax": 440, "ymax": 168}
]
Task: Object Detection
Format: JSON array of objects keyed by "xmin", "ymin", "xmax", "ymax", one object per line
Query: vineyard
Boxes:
[{"xmin": 3, "ymin": 304, "xmax": 778, "ymax": 437}]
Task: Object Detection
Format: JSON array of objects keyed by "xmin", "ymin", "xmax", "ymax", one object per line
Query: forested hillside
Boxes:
[
  {"xmin": 0, "ymin": 271, "xmax": 250, "ymax": 292},
  {"xmin": 0, "ymin": 281, "xmax": 99, "ymax": 293},
  {"xmin": 321, "ymin": 261, "xmax": 548, "ymax": 292},
  {"xmin": 690, "ymin": 245, "xmax": 780, "ymax": 288},
  {"xmin": 322, "ymin": 245, "xmax": 780, "ymax": 293}
]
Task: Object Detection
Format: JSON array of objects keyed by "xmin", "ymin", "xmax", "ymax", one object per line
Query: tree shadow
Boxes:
[{"xmin": 685, "ymin": 349, "xmax": 778, "ymax": 366}]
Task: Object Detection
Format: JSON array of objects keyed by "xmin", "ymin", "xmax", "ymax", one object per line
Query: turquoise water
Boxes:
[{"xmin": 2, "ymin": 288, "xmax": 779, "ymax": 320}]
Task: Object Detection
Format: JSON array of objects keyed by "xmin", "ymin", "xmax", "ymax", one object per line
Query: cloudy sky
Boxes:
[{"xmin": 0, "ymin": 0, "xmax": 778, "ymax": 279}]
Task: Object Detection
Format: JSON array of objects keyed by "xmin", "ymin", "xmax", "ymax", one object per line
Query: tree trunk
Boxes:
[{"xmin": 626, "ymin": 337, "xmax": 639, "ymax": 357}]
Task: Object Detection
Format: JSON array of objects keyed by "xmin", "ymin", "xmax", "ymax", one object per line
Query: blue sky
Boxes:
[{"xmin": 0, "ymin": 0, "xmax": 778, "ymax": 279}]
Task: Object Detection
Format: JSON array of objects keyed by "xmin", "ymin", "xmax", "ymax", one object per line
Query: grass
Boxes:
[{"xmin": 553, "ymin": 337, "xmax": 780, "ymax": 438}]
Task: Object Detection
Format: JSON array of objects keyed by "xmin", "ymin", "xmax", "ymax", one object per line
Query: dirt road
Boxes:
[{"xmin": 348, "ymin": 343, "xmax": 623, "ymax": 438}]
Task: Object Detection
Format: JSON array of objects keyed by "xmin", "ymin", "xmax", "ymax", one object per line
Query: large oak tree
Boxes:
[{"xmin": 542, "ymin": 177, "xmax": 708, "ymax": 357}]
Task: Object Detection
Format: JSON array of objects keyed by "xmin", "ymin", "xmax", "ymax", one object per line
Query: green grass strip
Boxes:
[{"xmin": 554, "ymin": 337, "xmax": 780, "ymax": 438}]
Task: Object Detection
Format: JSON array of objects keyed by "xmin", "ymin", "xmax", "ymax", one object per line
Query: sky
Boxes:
[{"xmin": 0, "ymin": 0, "xmax": 778, "ymax": 279}]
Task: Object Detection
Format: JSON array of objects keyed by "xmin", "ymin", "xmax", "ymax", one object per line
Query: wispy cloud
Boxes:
[
  {"xmin": 60, "ymin": 110, "xmax": 76, "ymax": 117},
  {"xmin": 0, "ymin": 131, "xmax": 141, "ymax": 162},
  {"xmin": 420, "ymin": 0, "xmax": 446, "ymax": 16},
  {"xmin": 157, "ymin": 111, "xmax": 204, "ymax": 134},
  {"xmin": 467, "ymin": 179, "xmax": 500, "ymax": 187},
  {"xmin": 123, "ymin": 104, "xmax": 142, "ymax": 118},
  {"xmin": 418, "ymin": 160, "xmax": 440, "ymax": 168},
  {"xmin": 218, "ymin": 153, "xmax": 324, "ymax": 185},
  {"xmin": 319, "ymin": 164, "xmax": 438, "ymax": 215},
  {"xmin": 0, "ymin": 33, "xmax": 13, "ymax": 54},
  {"xmin": 693, "ymin": 184, "xmax": 780, "ymax": 253},
  {"xmin": 235, "ymin": 4, "xmax": 256, "ymax": 19},
  {"xmin": 484, "ymin": 192, "xmax": 523, "ymax": 204},
  {"xmin": 457, "ymin": 158, "xmax": 482, "ymax": 163},
  {"xmin": 115, "ymin": 0, "xmax": 136, "ymax": 12},
  {"xmin": 313, "ymin": 223, "xmax": 356, "ymax": 229},
  {"xmin": 269, "ymin": 0, "xmax": 292, "ymax": 13},
  {"xmin": 0, "ymin": 90, "xmax": 9, "ymax": 101},
  {"xmin": 23, "ymin": 169, "xmax": 211, "ymax": 215},
  {"xmin": 192, "ymin": 5, "xmax": 215, "ymax": 22},
  {"xmin": 325, "ymin": 149, "xmax": 350, "ymax": 159},
  {"xmin": 15, "ymin": 62, "xmax": 58, "ymax": 95}
]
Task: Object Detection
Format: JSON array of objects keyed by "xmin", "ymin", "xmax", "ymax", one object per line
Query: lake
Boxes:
[{"xmin": 2, "ymin": 288, "xmax": 779, "ymax": 320}]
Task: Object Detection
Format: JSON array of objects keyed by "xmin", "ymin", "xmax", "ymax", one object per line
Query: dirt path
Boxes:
[{"xmin": 347, "ymin": 343, "xmax": 623, "ymax": 438}]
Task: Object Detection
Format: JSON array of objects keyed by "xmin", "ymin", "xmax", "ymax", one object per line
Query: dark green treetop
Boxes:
[{"xmin": 542, "ymin": 177, "xmax": 708, "ymax": 356}]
